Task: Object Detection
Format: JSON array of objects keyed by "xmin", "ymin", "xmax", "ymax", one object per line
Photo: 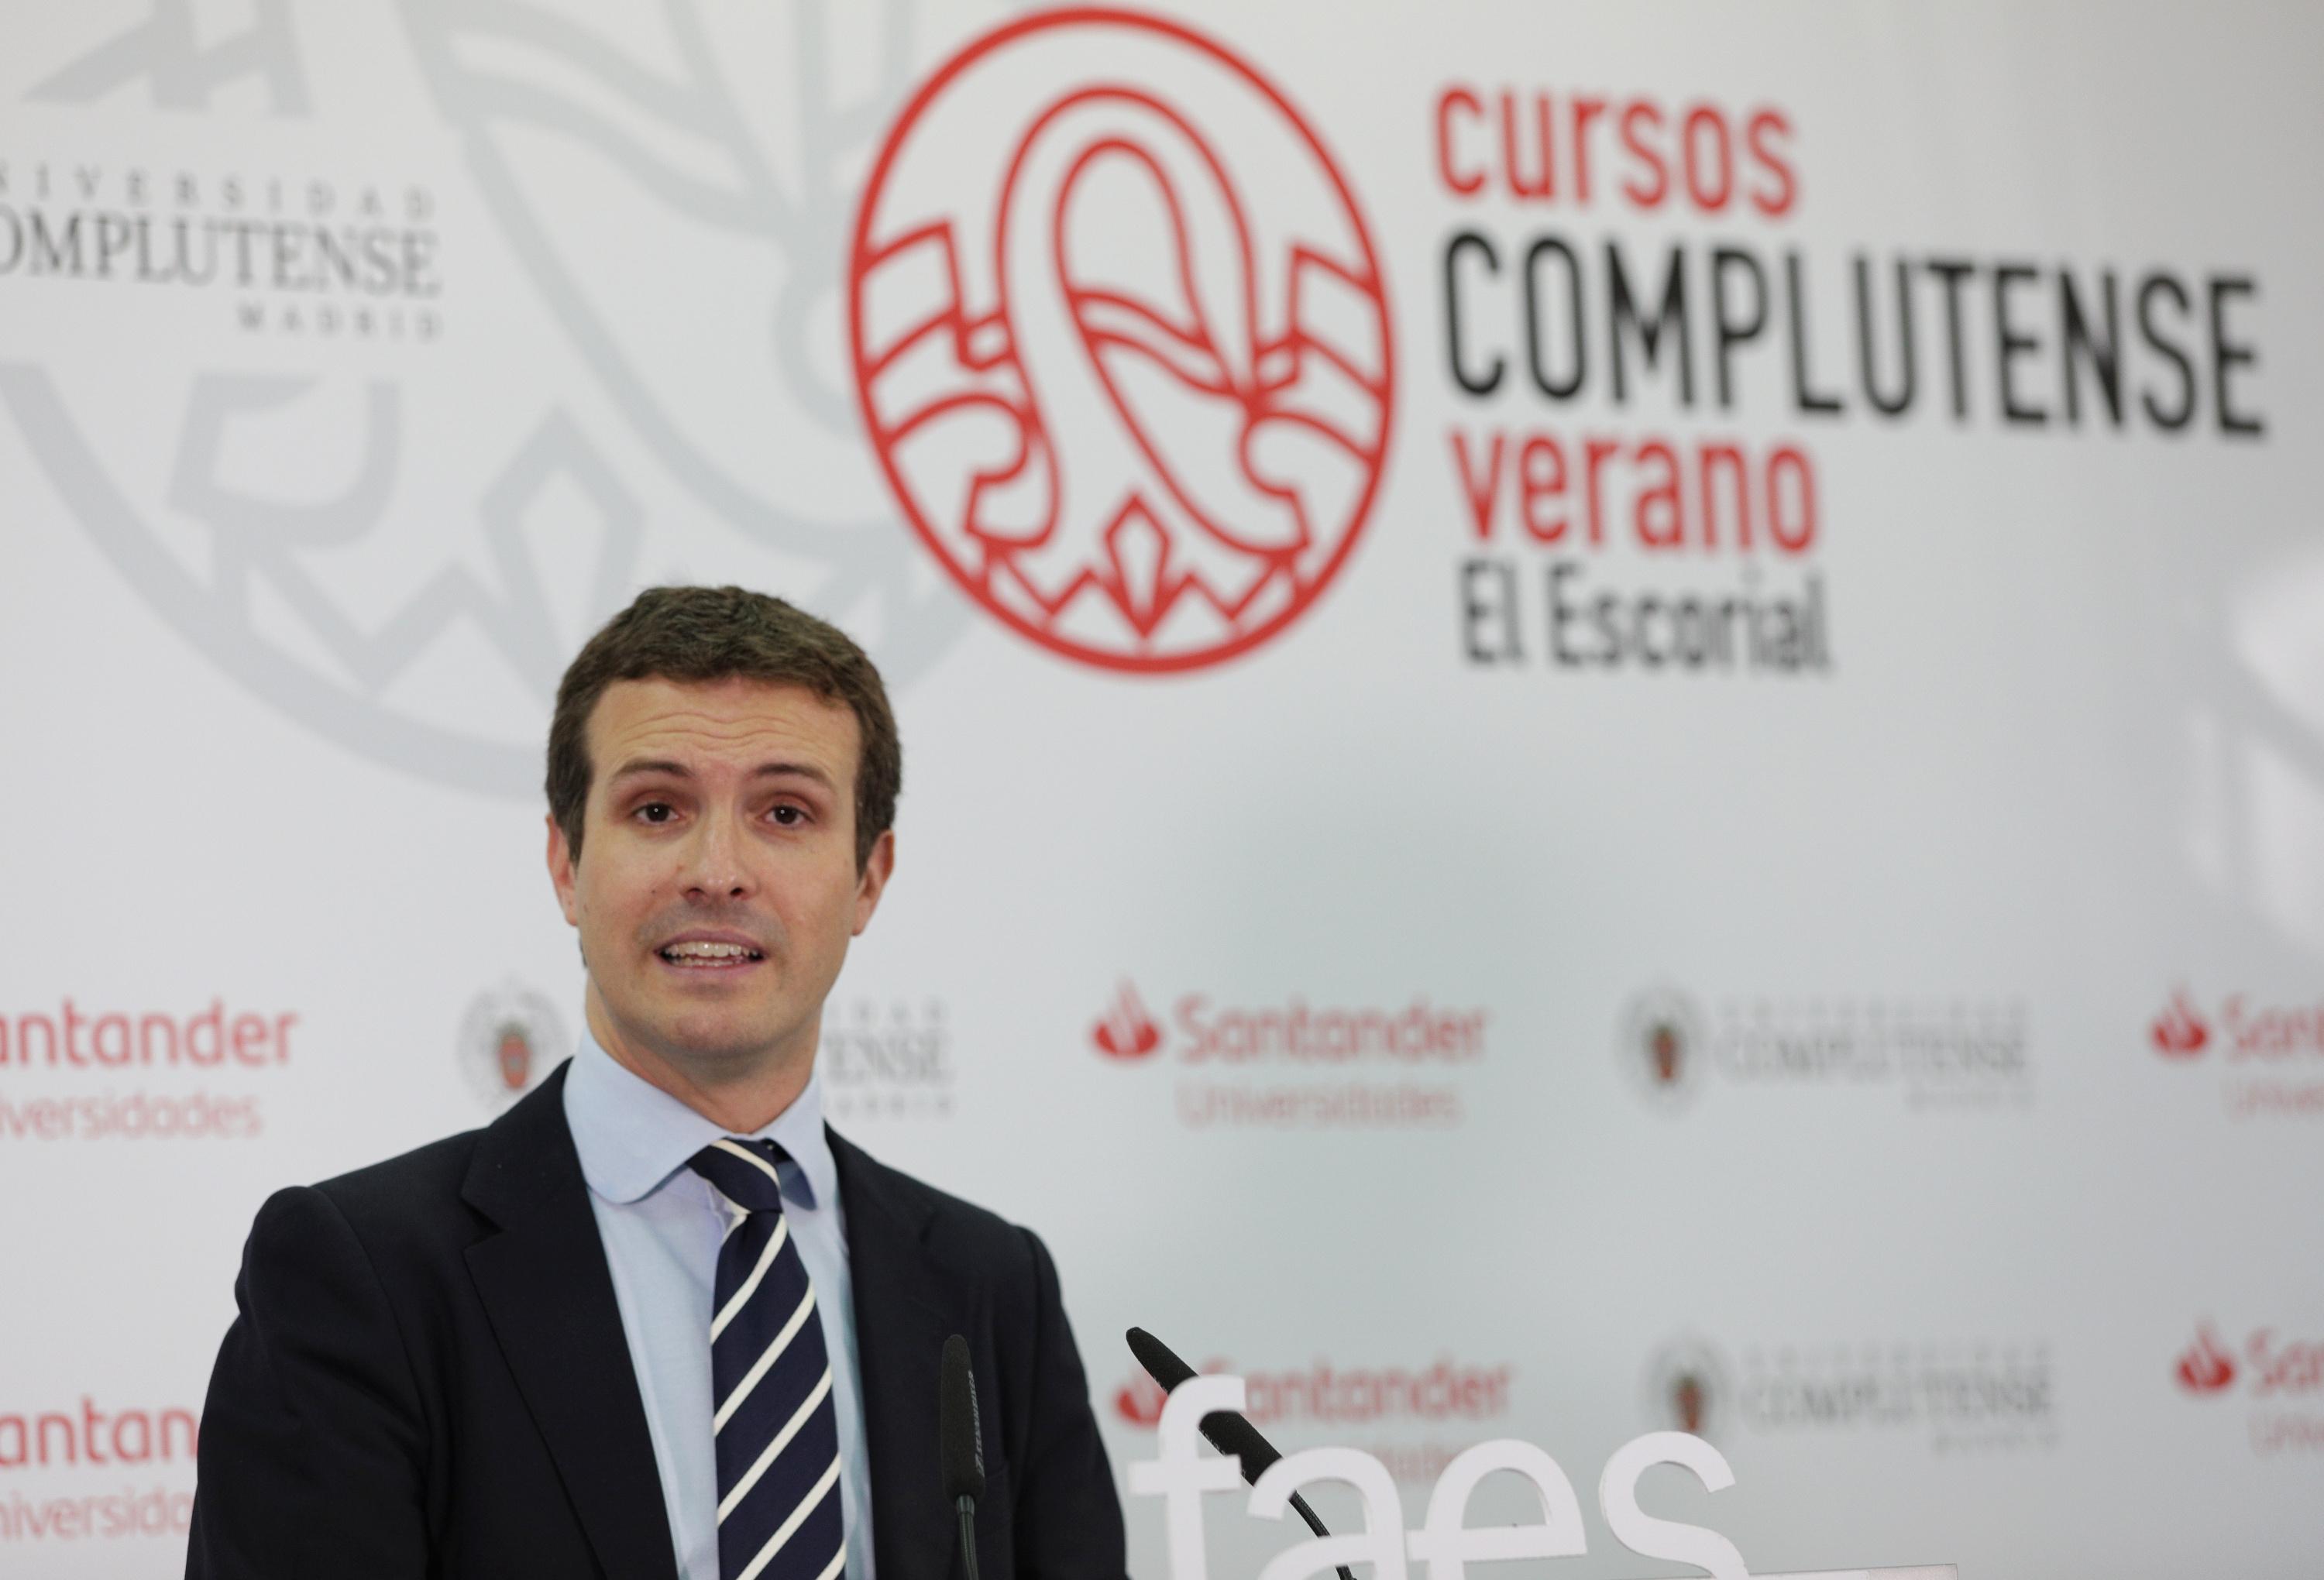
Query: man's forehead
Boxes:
[{"xmin": 587, "ymin": 675, "xmax": 859, "ymax": 770}]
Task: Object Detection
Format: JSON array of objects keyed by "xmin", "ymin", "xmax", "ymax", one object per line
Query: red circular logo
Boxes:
[{"xmin": 848, "ymin": 9, "xmax": 1394, "ymax": 673}]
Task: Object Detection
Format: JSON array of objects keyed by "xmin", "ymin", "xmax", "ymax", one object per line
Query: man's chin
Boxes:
[
  {"xmin": 643, "ymin": 1013, "xmax": 802, "ymax": 1074},
  {"xmin": 586, "ymin": 979, "xmax": 819, "ymax": 1089}
]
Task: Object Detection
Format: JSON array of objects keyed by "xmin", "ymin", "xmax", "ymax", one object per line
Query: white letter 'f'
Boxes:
[{"xmin": 1128, "ymin": 1374, "xmax": 1250, "ymax": 1580}]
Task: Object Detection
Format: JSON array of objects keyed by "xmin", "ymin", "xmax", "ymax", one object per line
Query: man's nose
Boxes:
[{"xmin": 680, "ymin": 810, "xmax": 753, "ymax": 900}]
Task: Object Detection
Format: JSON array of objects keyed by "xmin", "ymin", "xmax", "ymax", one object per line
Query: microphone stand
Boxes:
[
  {"xmin": 1287, "ymin": 1491, "xmax": 1355, "ymax": 1580},
  {"xmin": 941, "ymin": 1334, "xmax": 987, "ymax": 1580},
  {"xmin": 1125, "ymin": 1327, "xmax": 1356, "ymax": 1580},
  {"xmin": 956, "ymin": 1492, "xmax": 980, "ymax": 1580}
]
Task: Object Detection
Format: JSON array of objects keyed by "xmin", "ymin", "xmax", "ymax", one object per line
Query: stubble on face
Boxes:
[{"xmin": 547, "ymin": 675, "xmax": 892, "ymax": 1129}]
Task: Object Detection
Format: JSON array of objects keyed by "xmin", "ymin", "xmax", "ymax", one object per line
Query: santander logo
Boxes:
[
  {"xmin": 1092, "ymin": 981, "xmax": 1164, "ymax": 1060},
  {"xmin": 2150, "ymin": 989, "xmax": 2210, "ymax": 1058},
  {"xmin": 1114, "ymin": 1355, "xmax": 1514, "ymax": 1429},
  {"xmin": 2176, "ymin": 1324, "xmax": 2237, "ymax": 1394},
  {"xmin": 2174, "ymin": 1321, "xmax": 2324, "ymax": 1400},
  {"xmin": 1116, "ymin": 1355, "xmax": 1229, "ymax": 1425}
]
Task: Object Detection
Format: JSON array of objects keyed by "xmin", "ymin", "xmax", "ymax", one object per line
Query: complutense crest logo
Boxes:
[
  {"xmin": 2177, "ymin": 1324, "xmax": 2238, "ymax": 1394},
  {"xmin": 2151, "ymin": 988, "xmax": 2211, "ymax": 1058},
  {"xmin": 1621, "ymin": 986, "xmax": 1704, "ymax": 1107},
  {"xmin": 9, "ymin": 8, "xmax": 965, "ymax": 802},
  {"xmin": 1092, "ymin": 980, "xmax": 1163, "ymax": 1060},
  {"xmin": 1644, "ymin": 1336, "xmax": 1729, "ymax": 1441},
  {"xmin": 849, "ymin": 9, "xmax": 1394, "ymax": 672},
  {"xmin": 458, "ymin": 981, "xmax": 564, "ymax": 1109}
]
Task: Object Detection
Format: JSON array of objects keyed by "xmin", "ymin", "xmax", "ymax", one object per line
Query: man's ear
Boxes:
[
  {"xmin": 547, "ymin": 813, "xmax": 581, "ymax": 927},
  {"xmin": 852, "ymin": 828, "xmax": 896, "ymax": 936}
]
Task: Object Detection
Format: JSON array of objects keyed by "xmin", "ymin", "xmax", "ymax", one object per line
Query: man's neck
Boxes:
[{"xmin": 583, "ymin": 989, "xmax": 814, "ymax": 1134}]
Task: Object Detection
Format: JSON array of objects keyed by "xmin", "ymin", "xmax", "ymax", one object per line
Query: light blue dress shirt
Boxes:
[{"xmin": 563, "ymin": 1031, "xmax": 877, "ymax": 1580}]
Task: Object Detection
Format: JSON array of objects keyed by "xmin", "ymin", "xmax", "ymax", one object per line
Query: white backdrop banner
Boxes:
[{"xmin": 2, "ymin": 2, "xmax": 2319, "ymax": 1576}]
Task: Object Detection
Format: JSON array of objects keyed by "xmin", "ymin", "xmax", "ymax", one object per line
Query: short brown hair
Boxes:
[{"xmin": 548, "ymin": 586, "xmax": 900, "ymax": 870}]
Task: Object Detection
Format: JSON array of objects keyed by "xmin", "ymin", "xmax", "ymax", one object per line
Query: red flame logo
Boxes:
[
  {"xmin": 1092, "ymin": 981, "xmax": 1162, "ymax": 1060},
  {"xmin": 1114, "ymin": 1357, "xmax": 1228, "ymax": 1426},
  {"xmin": 2176, "ymin": 1324, "xmax": 2237, "ymax": 1393},
  {"xmin": 2150, "ymin": 989, "xmax": 2210, "ymax": 1057},
  {"xmin": 1115, "ymin": 1369, "xmax": 1169, "ymax": 1426}
]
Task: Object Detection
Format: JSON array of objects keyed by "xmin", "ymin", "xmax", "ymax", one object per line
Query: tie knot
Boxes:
[{"xmin": 688, "ymin": 1137, "xmax": 790, "ymax": 1214}]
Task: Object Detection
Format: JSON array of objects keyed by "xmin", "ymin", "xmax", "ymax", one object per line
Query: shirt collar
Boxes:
[{"xmin": 563, "ymin": 1025, "xmax": 837, "ymax": 1212}]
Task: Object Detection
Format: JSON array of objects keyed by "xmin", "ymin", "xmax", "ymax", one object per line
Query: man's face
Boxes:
[{"xmin": 547, "ymin": 675, "xmax": 892, "ymax": 1081}]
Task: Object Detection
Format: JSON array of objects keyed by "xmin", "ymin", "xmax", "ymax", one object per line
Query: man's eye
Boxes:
[
  {"xmin": 770, "ymin": 805, "xmax": 805, "ymax": 826},
  {"xmin": 638, "ymin": 802, "xmax": 676, "ymax": 824}
]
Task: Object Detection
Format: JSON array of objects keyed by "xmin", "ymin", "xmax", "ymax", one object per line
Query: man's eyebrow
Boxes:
[
  {"xmin": 750, "ymin": 761, "xmax": 837, "ymax": 790},
  {"xmin": 604, "ymin": 757, "xmax": 837, "ymax": 789},
  {"xmin": 607, "ymin": 757, "xmax": 693, "ymax": 785}
]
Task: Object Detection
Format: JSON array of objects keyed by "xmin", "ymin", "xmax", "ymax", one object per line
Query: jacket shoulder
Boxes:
[
  {"xmin": 304, "ymin": 1060, "xmax": 577, "ymax": 1247},
  {"xmin": 829, "ymin": 1129, "xmax": 1045, "ymax": 1276},
  {"xmin": 309, "ymin": 1125, "xmax": 489, "ymax": 1231}
]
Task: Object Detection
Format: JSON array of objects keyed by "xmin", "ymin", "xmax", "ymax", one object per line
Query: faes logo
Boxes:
[
  {"xmin": 848, "ymin": 8, "xmax": 1394, "ymax": 672},
  {"xmin": 1092, "ymin": 981, "xmax": 1164, "ymax": 1060},
  {"xmin": 2177, "ymin": 1324, "xmax": 2237, "ymax": 1394},
  {"xmin": 2151, "ymin": 989, "xmax": 2210, "ymax": 1058}
]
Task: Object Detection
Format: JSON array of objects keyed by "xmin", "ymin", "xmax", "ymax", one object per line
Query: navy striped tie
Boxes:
[{"xmin": 690, "ymin": 1138, "xmax": 847, "ymax": 1580}]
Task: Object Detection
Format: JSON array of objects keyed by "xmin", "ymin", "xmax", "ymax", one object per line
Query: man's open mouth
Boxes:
[{"xmin": 655, "ymin": 941, "xmax": 766, "ymax": 967}]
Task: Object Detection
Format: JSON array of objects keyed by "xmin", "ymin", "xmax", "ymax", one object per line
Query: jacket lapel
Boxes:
[
  {"xmin": 462, "ymin": 1064, "xmax": 679, "ymax": 1580},
  {"xmin": 834, "ymin": 1132, "xmax": 962, "ymax": 1580}
]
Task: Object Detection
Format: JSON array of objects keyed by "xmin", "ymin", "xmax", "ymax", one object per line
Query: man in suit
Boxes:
[{"xmin": 187, "ymin": 586, "xmax": 1127, "ymax": 1580}]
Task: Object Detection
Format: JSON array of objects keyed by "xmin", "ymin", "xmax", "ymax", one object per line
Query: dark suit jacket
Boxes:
[{"xmin": 186, "ymin": 1063, "xmax": 1126, "ymax": 1579}]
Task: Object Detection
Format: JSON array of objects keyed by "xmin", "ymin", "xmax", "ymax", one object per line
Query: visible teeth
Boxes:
[{"xmin": 661, "ymin": 942, "xmax": 756, "ymax": 960}]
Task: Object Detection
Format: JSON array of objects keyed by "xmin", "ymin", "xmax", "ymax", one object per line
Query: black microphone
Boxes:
[
  {"xmin": 1126, "ymin": 1328, "xmax": 1353, "ymax": 1580},
  {"xmin": 940, "ymin": 1334, "xmax": 985, "ymax": 1580}
]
